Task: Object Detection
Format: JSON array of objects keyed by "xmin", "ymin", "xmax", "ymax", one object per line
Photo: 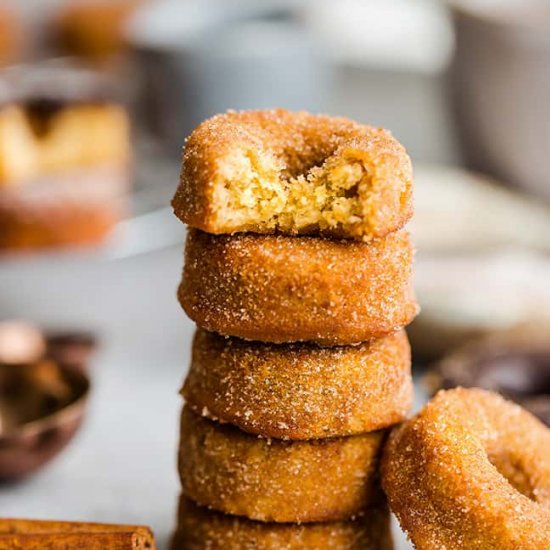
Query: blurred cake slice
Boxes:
[{"xmin": 0, "ymin": 63, "xmax": 131, "ymax": 251}]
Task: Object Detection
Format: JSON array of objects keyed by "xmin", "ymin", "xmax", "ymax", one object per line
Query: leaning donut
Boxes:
[
  {"xmin": 172, "ymin": 496, "xmax": 393, "ymax": 550},
  {"xmin": 381, "ymin": 387, "xmax": 550, "ymax": 550},
  {"xmin": 183, "ymin": 329, "xmax": 412, "ymax": 440},
  {"xmin": 179, "ymin": 229, "xmax": 417, "ymax": 345},
  {"xmin": 179, "ymin": 407, "xmax": 385, "ymax": 523},
  {"xmin": 172, "ymin": 109, "xmax": 413, "ymax": 241}
]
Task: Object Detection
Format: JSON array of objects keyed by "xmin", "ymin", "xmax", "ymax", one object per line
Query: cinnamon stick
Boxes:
[{"xmin": 0, "ymin": 519, "xmax": 155, "ymax": 549}]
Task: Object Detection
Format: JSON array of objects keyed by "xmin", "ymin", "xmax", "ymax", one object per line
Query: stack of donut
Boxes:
[{"xmin": 171, "ymin": 109, "xmax": 418, "ymax": 549}]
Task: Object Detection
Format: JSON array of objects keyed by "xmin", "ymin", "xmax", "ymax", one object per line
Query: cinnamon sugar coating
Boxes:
[
  {"xmin": 178, "ymin": 407, "xmax": 386, "ymax": 523},
  {"xmin": 179, "ymin": 229, "xmax": 417, "ymax": 345},
  {"xmin": 382, "ymin": 388, "xmax": 550, "ymax": 550},
  {"xmin": 172, "ymin": 109, "xmax": 413, "ymax": 241},
  {"xmin": 184, "ymin": 329, "xmax": 412, "ymax": 440},
  {"xmin": 172, "ymin": 496, "xmax": 393, "ymax": 550}
]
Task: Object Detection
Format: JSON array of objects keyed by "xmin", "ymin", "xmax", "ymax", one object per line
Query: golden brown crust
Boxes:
[
  {"xmin": 184, "ymin": 329, "xmax": 412, "ymax": 440},
  {"xmin": 381, "ymin": 388, "xmax": 550, "ymax": 550},
  {"xmin": 172, "ymin": 496, "xmax": 393, "ymax": 550},
  {"xmin": 173, "ymin": 109, "xmax": 413, "ymax": 240},
  {"xmin": 179, "ymin": 229, "xmax": 418, "ymax": 345},
  {"xmin": 178, "ymin": 407, "xmax": 386, "ymax": 523}
]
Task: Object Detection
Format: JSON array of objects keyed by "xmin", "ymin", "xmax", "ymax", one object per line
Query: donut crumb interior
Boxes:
[{"xmin": 211, "ymin": 149, "xmax": 370, "ymax": 235}]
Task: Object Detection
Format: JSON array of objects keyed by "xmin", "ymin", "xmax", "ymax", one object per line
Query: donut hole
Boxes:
[
  {"xmin": 213, "ymin": 147, "xmax": 369, "ymax": 235},
  {"xmin": 488, "ymin": 450, "xmax": 537, "ymax": 500}
]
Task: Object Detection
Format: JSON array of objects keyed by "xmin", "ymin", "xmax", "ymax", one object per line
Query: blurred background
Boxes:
[{"xmin": 0, "ymin": 0, "xmax": 549, "ymax": 548}]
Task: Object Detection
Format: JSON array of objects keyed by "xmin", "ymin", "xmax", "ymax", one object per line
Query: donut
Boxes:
[
  {"xmin": 178, "ymin": 407, "xmax": 385, "ymax": 523},
  {"xmin": 0, "ymin": 5, "xmax": 20, "ymax": 67},
  {"xmin": 179, "ymin": 229, "xmax": 417, "ymax": 345},
  {"xmin": 54, "ymin": 0, "xmax": 145, "ymax": 63},
  {"xmin": 172, "ymin": 496, "xmax": 393, "ymax": 550},
  {"xmin": 381, "ymin": 388, "xmax": 550, "ymax": 550},
  {"xmin": 172, "ymin": 109, "xmax": 413, "ymax": 241},
  {"xmin": 183, "ymin": 329, "xmax": 412, "ymax": 440},
  {"xmin": 426, "ymin": 326, "xmax": 550, "ymax": 426}
]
